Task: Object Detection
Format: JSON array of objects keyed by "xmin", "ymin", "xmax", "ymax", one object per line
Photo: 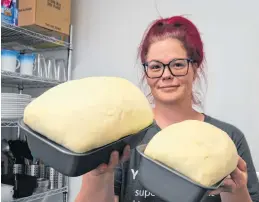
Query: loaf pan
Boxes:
[
  {"xmin": 18, "ymin": 120, "xmax": 153, "ymax": 177},
  {"xmin": 136, "ymin": 144, "xmax": 225, "ymax": 202}
]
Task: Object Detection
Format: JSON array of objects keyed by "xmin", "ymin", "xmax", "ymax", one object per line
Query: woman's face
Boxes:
[{"xmin": 145, "ymin": 38, "xmax": 196, "ymax": 105}]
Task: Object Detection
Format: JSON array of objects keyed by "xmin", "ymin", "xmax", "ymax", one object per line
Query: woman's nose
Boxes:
[{"xmin": 162, "ymin": 66, "xmax": 173, "ymax": 80}]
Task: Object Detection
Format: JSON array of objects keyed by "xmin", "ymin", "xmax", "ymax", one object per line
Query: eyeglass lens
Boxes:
[{"xmin": 145, "ymin": 59, "xmax": 189, "ymax": 78}]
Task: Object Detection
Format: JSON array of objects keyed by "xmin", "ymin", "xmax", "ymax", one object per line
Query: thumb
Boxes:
[
  {"xmin": 209, "ymin": 187, "xmax": 224, "ymax": 196},
  {"xmin": 237, "ymin": 157, "xmax": 247, "ymax": 172}
]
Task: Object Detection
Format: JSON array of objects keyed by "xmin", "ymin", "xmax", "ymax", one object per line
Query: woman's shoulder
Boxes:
[
  {"xmin": 140, "ymin": 122, "xmax": 161, "ymax": 144},
  {"xmin": 141, "ymin": 115, "xmax": 247, "ymax": 149},
  {"xmin": 143, "ymin": 115, "xmax": 246, "ymax": 143},
  {"xmin": 204, "ymin": 114, "xmax": 245, "ymax": 143}
]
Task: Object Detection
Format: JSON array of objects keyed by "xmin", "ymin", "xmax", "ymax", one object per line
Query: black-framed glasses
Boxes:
[{"xmin": 143, "ymin": 58, "xmax": 194, "ymax": 79}]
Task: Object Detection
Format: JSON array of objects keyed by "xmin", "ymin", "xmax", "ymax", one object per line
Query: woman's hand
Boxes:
[
  {"xmin": 90, "ymin": 145, "xmax": 131, "ymax": 176},
  {"xmin": 209, "ymin": 156, "xmax": 248, "ymax": 196},
  {"xmin": 76, "ymin": 146, "xmax": 131, "ymax": 202}
]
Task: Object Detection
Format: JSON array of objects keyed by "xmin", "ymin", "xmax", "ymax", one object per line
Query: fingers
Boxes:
[
  {"xmin": 225, "ymin": 175, "xmax": 231, "ymax": 179},
  {"xmin": 237, "ymin": 156, "xmax": 247, "ymax": 172},
  {"xmin": 221, "ymin": 178, "xmax": 235, "ymax": 192},
  {"xmin": 209, "ymin": 157, "xmax": 248, "ymax": 196},
  {"xmin": 90, "ymin": 145, "xmax": 131, "ymax": 176},
  {"xmin": 91, "ymin": 163, "xmax": 109, "ymax": 176},
  {"xmin": 209, "ymin": 187, "xmax": 224, "ymax": 196},
  {"xmin": 208, "ymin": 178, "xmax": 235, "ymax": 195},
  {"xmin": 231, "ymin": 167, "xmax": 249, "ymax": 190},
  {"xmin": 230, "ymin": 167, "xmax": 243, "ymax": 183},
  {"xmin": 107, "ymin": 145, "xmax": 131, "ymax": 170},
  {"xmin": 92, "ymin": 151, "xmax": 119, "ymax": 175},
  {"xmin": 120, "ymin": 145, "xmax": 131, "ymax": 163},
  {"xmin": 107, "ymin": 151, "xmax": 120, "ymax": 171}
]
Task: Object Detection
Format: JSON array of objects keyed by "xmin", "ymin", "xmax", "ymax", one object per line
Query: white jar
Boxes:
[
  {"xmin": 19, "ymin": 54, "xmax": 36, "ymax": 75},
  {"xmin": 1, "ymin": 49, "xmax": 20, "ymax": 72}
]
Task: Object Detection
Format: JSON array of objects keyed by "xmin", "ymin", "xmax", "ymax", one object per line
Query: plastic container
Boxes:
[
  {"xmin": 18, "ymin": 120, "xmax": 153, "ymax": 177},
  {"xmin": 1, "ymin": 0, "xmax": 14, "ymax": 24},
  {"xmin": 136, "ymin": 144, "xmax": 225, "ymax": 202}
]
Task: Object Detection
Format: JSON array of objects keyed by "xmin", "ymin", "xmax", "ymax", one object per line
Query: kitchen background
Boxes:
[{"xmin": 1, "ymin": 0, "xmax": 259, "ymax": 202}]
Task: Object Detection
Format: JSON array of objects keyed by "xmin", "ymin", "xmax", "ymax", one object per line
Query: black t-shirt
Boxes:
[{"xmin": 114, "ymin": 114, "xmax": 259, "ymax": 202}]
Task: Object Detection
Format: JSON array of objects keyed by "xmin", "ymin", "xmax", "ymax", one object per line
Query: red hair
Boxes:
[
  {"xmin": 139, "ymin": 16, "xmax": 204, "ymax": 65},
  {"xmin": 138, "ymin": 16, "xmax": 206, "ymax": 107}
]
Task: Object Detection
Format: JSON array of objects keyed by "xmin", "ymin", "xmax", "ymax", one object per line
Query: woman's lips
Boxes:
[
  {"xmin": 159, "ymin": 85, "xmax": 180, "ymax": 89},
  {"xmin": 159, "ymin": 85, "xmax": 180, "ymax": 92}
]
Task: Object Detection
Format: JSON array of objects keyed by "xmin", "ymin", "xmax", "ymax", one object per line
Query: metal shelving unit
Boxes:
[
  {"xmin": 1, "ymin": 119, "xmax": 19, "ymax": 127},
  {"xmin": 1, "ymin": 22, "xmax": 70, "ymax": 51},
  {"xmin": 1, "ymin": 70, "xmax": 62, "ymax": 88},
  {"xmin": 1, "ymin": 22, "xmax": 73, "ymax": 202},
  {"xmin": 11, "ymin": 186, "xmax": 68, "ymax": 202}
]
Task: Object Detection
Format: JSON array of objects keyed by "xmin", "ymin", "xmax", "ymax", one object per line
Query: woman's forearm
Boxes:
[{"xmin": 220, "ymin": 187, "xmax": 252, "ymax": 202}]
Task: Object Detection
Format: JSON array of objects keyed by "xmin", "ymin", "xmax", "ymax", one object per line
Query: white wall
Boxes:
[{"xmin": 69, "ymin": 0, "xmax": 259, "ymax": 201}]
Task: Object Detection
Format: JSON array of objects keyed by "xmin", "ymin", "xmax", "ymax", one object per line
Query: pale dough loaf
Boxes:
[
  {"xmin": 24, "ymin": 77, "xmax": 153, "ymax": 153},
  {"xmin": 144, "ymin": 120, "xmax": 238, "ymax": 187}
]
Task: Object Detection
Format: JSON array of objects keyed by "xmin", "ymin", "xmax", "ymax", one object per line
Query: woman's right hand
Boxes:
[
  {"xmin": 91, "ymin": 145, "xmax": 131, "ymax": 176},
  {"xmin": 76, "ymin": 145, "xmax": 131, "ymax": 202}
]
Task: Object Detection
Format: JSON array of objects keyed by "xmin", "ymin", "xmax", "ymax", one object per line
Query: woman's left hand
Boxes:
[{"xmin": 209, "ymin": 156, "xmax": 248, "ymax": 195}]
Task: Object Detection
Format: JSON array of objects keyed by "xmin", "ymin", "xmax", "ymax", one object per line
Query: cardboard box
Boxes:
[{"xmin": 18, "ymin": 0, "xmax": 71, "ymax": 35}]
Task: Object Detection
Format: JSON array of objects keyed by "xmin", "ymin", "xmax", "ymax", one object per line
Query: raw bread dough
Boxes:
[
  {"xmin": 144, "ymin": 120, "xmax": 238, "ymax": 187},
  {"xmin": 24, "ymin": 77, "xmax": 153, "ymax": 153}
]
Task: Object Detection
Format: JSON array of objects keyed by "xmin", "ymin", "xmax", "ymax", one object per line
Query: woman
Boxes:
[{"xmin": 75, "ymin": 16, "xmax": 259, "ymax": 202}]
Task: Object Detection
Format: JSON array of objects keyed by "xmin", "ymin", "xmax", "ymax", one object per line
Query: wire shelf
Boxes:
[
  {"xmin": 11, "ymin": 186, "xmax": 68, "ymax": 202},
  {"xmin": 1, "ymin": 70, "xmax": 63, "ymax": 88},
  {"xmin": 1, "ymin": 22, "xmax": 70, "ymax": 51},
  {"xmin": 1, "ymin": 119, "xmax": 19, "ymax": 127}
]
